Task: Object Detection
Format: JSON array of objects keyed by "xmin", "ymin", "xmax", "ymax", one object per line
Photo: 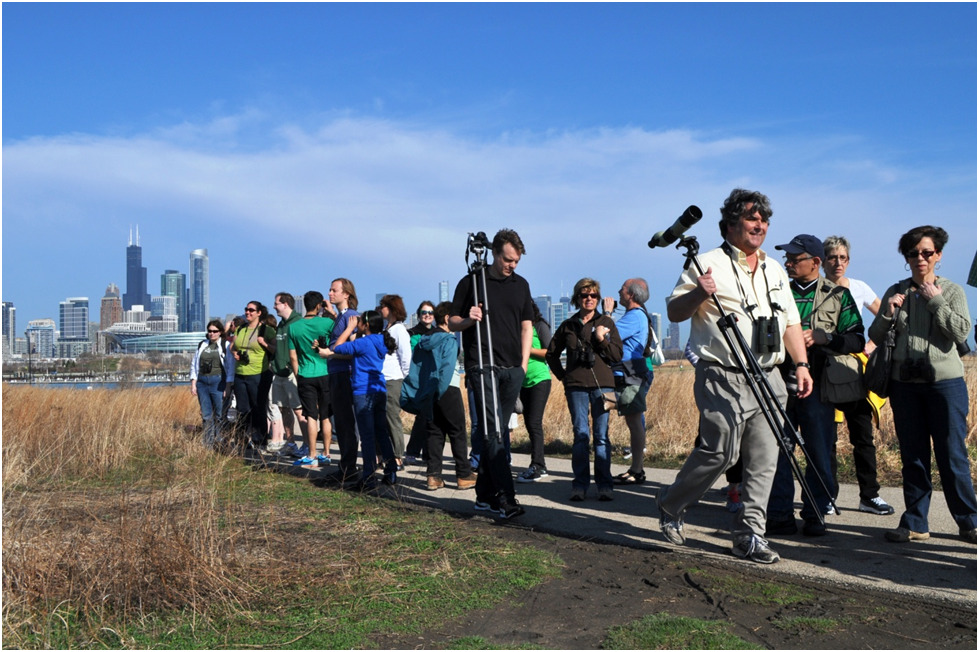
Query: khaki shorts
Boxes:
[{"xmin": 271, "ymin": 373, "xmax": 302, "ymax": 409}]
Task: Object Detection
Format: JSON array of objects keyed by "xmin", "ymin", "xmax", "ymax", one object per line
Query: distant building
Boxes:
[
  {"xmin": 549, "ymin": 301, "xmax": 568, "ymax": 328},
  {"xmin": 161, "ymin": 269, "xmax": 188, "ymax": 332},
  {"xmin": 123, "ymin": 226, "xmax": 151, "ymax": 311},
  {"xmin": 26, "ymin": 319, "xmax": 56, "ymax": 358},
  {"xmin": 534, "ymin": 295, "xmax": 552, "ymax": 322},
  {"xmin": 2, "ymin": 301, "xmax": 15, "ymax": 356},
  {"xmin": 59, "ymin": 297, "xmax": 90, "ymax": 341},
  {"xmin": 375, "ymin": 293, "xmax": 389, "ymax": 310},
  {"xmin": 666, "ymin": 321, "xmax": 681, "ymax": 350},
  {"xmin": 439, "ymin": 280, "xmax": 450, "ymax": 303},
  {"xmin": 100, "ymin": 283, "xmax": 123, "ymax": 331},
  {"xmin": 150, "ymin": 295, "xmax": 179, "ymax": 332},
  {"xmin": 649, "ymin": 312, "xmax": 663, "ymax": 344},
  {"xmin": 188, "ymin": 249, "xmax": 209, "ymax": 332}
]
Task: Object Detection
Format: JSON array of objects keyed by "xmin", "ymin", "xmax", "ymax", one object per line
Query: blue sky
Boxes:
[{"xmin": 3, "ymin": 2, "xmax": 976, "ymax": 339}]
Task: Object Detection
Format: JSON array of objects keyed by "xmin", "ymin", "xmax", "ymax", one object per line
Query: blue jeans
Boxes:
[
  {"xmin": 566, "ymin": 387, "xmax": 613, "ymax": 491},
  {"xmin": 352, "ymin": 392, "xmax": 396, "ymax": 484},
  {"xmin": 768, "ymin": 380, "xmax": 837, "ymax": 521},
  {"xmin": 197, "ymin": 375, "xmax": 226, "ymax": 447},
  {"xmin": 890, "ymin": 378, "xmax": 977, "ymax": 533}
]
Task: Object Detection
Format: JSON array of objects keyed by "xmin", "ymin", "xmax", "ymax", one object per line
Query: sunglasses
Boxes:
[
  {"xmin": 905, "ymin": 249, "xmax": 937, "ymax": 260},
  {"xmin": 244, "ymin": 307, "xmax": 258, "ymax": 313},
  {"xmin": 578, "ymin": 292, "xmax": 600, "ymax": 299},
  {"xmin": 420, "ymin": 310, "xmax": 434, "ymax": 315},
  {"xmin": 783, "ymin": 255, "xmax": 814, "ymax": 265},
  {"xmin": 207, "ymin": 329, "xmax": 222, "ymax": 334}
]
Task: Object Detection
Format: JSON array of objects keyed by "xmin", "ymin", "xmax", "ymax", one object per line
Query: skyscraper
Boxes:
[
  {"xmin": 59, "ymin": 297, "xmax": 90, "ymax": 340},
  {"xmin": 188, "ymin": 249, "xmax": 209, "ymax": 332},
  {"xmin": 667, "ymin": 321, "xmax": 681, "ymax": 351},
  {"xmin": 26, "ymin": 319, "xmax": 56, "ymax": 358},
  {"xmin": 439, "ymin": 280, "xmax": 450, "ymax": 303},
  {"xmin": 534, "ymin": 295, "xmax": 552, "ymax": 321},
  {"xmin": 2, "ymin": 301, "xmax": 15, "ymax": 355},
  {"xmin": 649, "ymin": 312, "xmax": 663, "ymax": 344},
  {"xmin": 100, "ymin": 283, "xmax": 123, "ymax": 331},
  {"xmin": 161, "ymin": 270, "xmax": 188, "ymax": 332},
  {"xmin": 123, "ymin": 226, "xmax": 151, "ymax": 311}
]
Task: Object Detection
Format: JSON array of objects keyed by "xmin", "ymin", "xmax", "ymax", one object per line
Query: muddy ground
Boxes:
[{"xmin": 373, "ymin": 518, "xmax": 977, "ymax": 650}]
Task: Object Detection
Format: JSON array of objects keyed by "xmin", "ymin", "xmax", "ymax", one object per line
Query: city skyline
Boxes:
[{"xmin": 3, "ymin": 4, "xmax": 976, "ymax": 340}]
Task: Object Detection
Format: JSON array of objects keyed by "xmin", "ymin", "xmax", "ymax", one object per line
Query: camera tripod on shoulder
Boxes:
[{"xmin": 464, "ymin": 232, "xmax": 503, "ymax": 446}]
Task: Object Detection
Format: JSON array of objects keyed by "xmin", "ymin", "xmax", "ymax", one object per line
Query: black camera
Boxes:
[
  {"xmin": 238, "ymin": 350, "xmax": 250, "ymax": 366},
  {"xmin": 569, "ymin": 342, "xmax": 596, "ymax": 369},
  {"xmin": 200, "ymin": 359, "xmax": 213, "ymax": 374},
  {"xmin": 752, "ymin": 316, "xmax": 781, "ymax": 355},
  {"xmin": 899, "ymin": 358, "xmax": 935, "ymax": 383}
]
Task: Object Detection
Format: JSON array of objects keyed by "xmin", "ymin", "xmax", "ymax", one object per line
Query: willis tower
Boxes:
[{"xmin": 123, "ymin": 226, "xmax": 151, "ymax": 311}]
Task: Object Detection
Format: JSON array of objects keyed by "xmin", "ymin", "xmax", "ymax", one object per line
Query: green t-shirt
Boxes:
[
  {"xmin": 523, "ymin": 326, "xmax": 551, "ymax": 388},
  {"xmin": 288, "ymin": 316, "xmax": 336, "ymax": 378},
  {"xmin": 234, "ymin": 324, "xmax": 273, "ymax": 376},
  {"xmin": 792, "ymin": 280, "xmax": 862, "ymax": 335}
]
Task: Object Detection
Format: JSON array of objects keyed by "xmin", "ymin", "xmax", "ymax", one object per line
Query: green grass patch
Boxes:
[
  {"xmin": 603, "ymin": 613, "xmax": 761, "ymax": 650},
  {"xmin": 688, "ymin": 569, "xmax": 814, "ymax": 606}
]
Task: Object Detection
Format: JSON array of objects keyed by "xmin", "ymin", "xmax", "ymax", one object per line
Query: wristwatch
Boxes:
[{"xmin": 796, "ymin": 362, "xmax": 811, "ymax": 369}]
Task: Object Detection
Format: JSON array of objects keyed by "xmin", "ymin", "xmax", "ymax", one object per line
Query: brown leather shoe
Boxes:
[
  {"xmin": 426, "ymin": 476, "xmax": 445, "ymax": 491},
  {"xmin": 456, "ymin": 474, "xmax": 477, "ymax": 490}
]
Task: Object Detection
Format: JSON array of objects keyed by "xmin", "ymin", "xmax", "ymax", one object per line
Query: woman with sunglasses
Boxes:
[
  {"xmin": 232, "ymin": 301, "xmax": 276, "ymax": 449},
  {"xmin": 403, "ymin": 301, "xmax": 438, "ymax": 465},
  {"xmin": 546, "ymin": 278, "xmax": 623, "ymax": 502},
  {"xmin": 190, "ymin": 319, "xmax": 236, "ymax": 448},
  {"xmin": 868, "ymin": 225, "xmax": 976, "ymax": 545}
]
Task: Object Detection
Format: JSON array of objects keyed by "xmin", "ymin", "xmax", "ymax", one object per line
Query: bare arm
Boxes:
[{"xmin": 520, "ymin": 320, "xmax": 532, "ymax": 372}]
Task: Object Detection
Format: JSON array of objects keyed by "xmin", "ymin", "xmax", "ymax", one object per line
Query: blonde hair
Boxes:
[{"xmin": 571, "ymin": 277, "xmax": 601, "ymax": 309}]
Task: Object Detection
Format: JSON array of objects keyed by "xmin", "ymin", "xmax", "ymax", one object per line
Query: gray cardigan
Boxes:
[{"xmin": 868, "ymin": 277, "xmax": 970, "ymax": 382}]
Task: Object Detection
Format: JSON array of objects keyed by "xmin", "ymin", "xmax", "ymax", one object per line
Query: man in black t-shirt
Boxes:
[{"xmin": 450, "ymin": 229, "xmax": 534, "ymax": 519}]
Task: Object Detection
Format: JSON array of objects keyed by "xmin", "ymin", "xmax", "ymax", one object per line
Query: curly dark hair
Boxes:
[
  {"xmin": 719, "ymin": 188, "xmax": 773, "ymax": 238},
  {"xmin": 898, "ymin": 225, "xmax": 949, "ymax": 258}
]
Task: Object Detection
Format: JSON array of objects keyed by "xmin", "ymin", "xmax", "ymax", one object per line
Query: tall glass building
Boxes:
[
  {"xmin": 59, "ymin": 297, "xmax": 90, "ymax": 340},
  {"xmin": 123, "ymin": 227, "xmax": 151, "ymax": 311},
  {"xmin": 161, "ymin": 269, "xmax": 187, "ymax": 332},
  {"xmin": 439, "ymin": 280, "xmax": 450, "ymax": 303},
  {"xmin": 2, "ymin": 301, "xmax": 15, "ymax": 355},
  {"xmin": 188, "ymin": 249, "xmax": 209, "ymax": 332}
]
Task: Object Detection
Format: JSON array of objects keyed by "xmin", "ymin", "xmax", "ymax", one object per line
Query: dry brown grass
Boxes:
[{"xmin": 1, "ymin": 386, "xmax": 269, "ymax": 641}]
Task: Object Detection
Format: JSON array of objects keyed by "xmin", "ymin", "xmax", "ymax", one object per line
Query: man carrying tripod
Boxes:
[
  {"xmin": 450, "ymin": 229, "xmax": 535, "ymax": 519},
  {"xmin": 657, "ymin": 188, "xmax": 813, "ymax": 564}
]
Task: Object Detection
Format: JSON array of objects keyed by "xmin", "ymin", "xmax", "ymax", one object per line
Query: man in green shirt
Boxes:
[
  {"xmin": 268, "ymin": 292, "xmax": 305, "ymax": 454},
  {"xmin": 288, "ymin": 291, "xmax": 337, "ymax": 468},
  {"xmin": 767, "ymin": 234, "xmax": 865, "ymax": 538}
]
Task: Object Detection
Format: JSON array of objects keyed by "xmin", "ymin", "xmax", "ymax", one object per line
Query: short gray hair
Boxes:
[
  {"xmin": 823, "ymin": 235, "xmax": 851, "ymax": 259},
  {"xmin": 624, "ymin": 278, "xmax": 649, "ymax": 305}
]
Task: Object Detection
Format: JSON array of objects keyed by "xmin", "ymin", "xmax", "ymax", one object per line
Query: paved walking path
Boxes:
[{"xmin": 258, "ymin": 445, "xmax": 977, "ymax": 608}]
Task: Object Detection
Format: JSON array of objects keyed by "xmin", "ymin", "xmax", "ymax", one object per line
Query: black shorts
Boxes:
[{"xmin": 297, "ymin": 374, "xmax": 332, "ymax": 421}]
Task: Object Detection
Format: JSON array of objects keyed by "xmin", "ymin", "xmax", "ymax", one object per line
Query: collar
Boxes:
[
  {"xmin": 791, "ymin": 277, "xmax": 819, "ymax": 293},
  {"xmin": 723, "ymin": 240, "xmax": 768, "ymax": 271}
]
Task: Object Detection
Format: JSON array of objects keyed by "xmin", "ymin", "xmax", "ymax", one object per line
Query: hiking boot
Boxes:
[
  {"xmin": 726, "ymin": 485, "xmax": 743, "ymax": 513},
  {"xmin": 802, "ymin": 517, "xmax": 827, "ymax": 537},
  {"xmin": 456, "ymin": 474, "xmax": 477, "ymax": 490},
  {"xmin": 766, "ymin": 516, "xmax": 798, "ymax": 537},
  {"xmin": 960, "ymin": 528, "xmax": 977, "ymax": 544},
  {"xmin": 859, "ymin": 497, "xmax": 895, "ymax": 516},
  {"xmin": 732, "ymin": 534, "xmax": 780, "ymax": 564},
  {"xmin": 569, "ymin": 488, "xmax": 586, "ymax": 502},
  {"xmin": 516, "ymin": 465, "xmax": 547, "ymax": 483},
  {"xmin": 885, "ymin": 527, "xmax": 929, "ymax": 543},
  {"xmin": 426, "ymin": 476, "xmax": 445, "ymax": 491},
  {"xmin": 497, "ymin": 496, "xmax": 526, "ymax": 520},
  {"xmin": 597, "ymin": 487, "xmax": 614, "ymax": 502}
]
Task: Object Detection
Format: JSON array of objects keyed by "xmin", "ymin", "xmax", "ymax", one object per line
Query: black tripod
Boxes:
[
  {"xmin": 464, "ymin": 232, "xmax": 502, "ymax": 445},
  {"xmin": 675, "ymin": 235, "xmax": 838, "ymax": 525}
]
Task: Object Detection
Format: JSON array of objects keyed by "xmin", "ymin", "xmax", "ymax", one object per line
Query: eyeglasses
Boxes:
[
  {"xmin": 420, "ymin": 310, "xmax": 434, "ymax": 315},
  {"xmin": 905, "ymin": 249, "xmax": 937, "ymax": 260},
  {"xmin": 825, "ymin": 255, "xmax": 849, "ymax": 264},
  {"xmin": 783, "ymin": 255, "xmax": 814, "ymax": 265},
  {"xmin": 578, "ymin": 292, "xmax": 600, "ymax": 299},
  {"xmin": 207, "ymin": 329, "xmax": 222, "ymax": 334},
  {"xmin": 244, "ymin": 307, "xmax": 258, "ymax": 313}
]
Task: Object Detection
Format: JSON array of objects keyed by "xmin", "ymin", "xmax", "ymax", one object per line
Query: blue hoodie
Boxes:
[
  {"xmin": 400, "ymin": 330, "xmax": 459, "ymax": 419},
  {"xmin": 332, "ymin": 334, "xmax": 388, "ymax": 395}
]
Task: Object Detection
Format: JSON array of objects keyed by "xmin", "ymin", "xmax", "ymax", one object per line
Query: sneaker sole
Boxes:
[
  {"xmin": 474, "ymin": 502, "xmax": 496, "ymax": 512},
  {"xmin": 859, "ymin": 505, "xmax": 895, "ymax": 516}
]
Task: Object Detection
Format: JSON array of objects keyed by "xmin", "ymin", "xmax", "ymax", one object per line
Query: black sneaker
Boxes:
[
  {"xmin": 474, "ymin": 497, "xmax": 498, "ymax": 512},
  {"xmin": 859, "ymin": 497, "xmax": 895, "ymax": 516},
  {"xmin": 732, "ymin": 534, "xmax": 780, "ymax": 564},
  {"xmin": 516, "ymin": 465, "xmax": 547, "ymax": 483},
  {"xmin": 497, "ymin": 496, "xmax": 526, "ymax": 519}
]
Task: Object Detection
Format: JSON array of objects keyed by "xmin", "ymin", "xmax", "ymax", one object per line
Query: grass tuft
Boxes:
[{"xmin": 603, "ymin": 613, "xmax": 761, "ymax": 650}]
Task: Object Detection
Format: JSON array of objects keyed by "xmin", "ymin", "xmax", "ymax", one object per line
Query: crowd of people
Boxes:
[{"xmin": 189, "ymin": 189, "xmax": 977, "ymax": 564}]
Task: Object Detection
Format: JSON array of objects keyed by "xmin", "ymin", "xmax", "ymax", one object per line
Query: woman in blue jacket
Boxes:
[{"xmin": 323, "ymin": 310, "xmax": 399, "ymax": 490}]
